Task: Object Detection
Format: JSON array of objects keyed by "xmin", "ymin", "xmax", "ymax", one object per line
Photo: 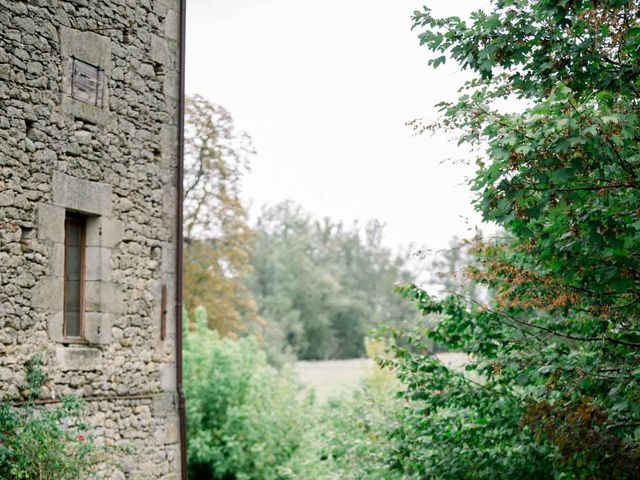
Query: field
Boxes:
[{"xmin": 295, "ymin": 352, "xmax": 469, "ymax": 403}]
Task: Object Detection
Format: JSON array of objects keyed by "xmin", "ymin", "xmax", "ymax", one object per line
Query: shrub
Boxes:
[
  {"xmin": 281, "ymin": 336, "xmax": 404, "ymax": 480},
  {"xmin": 185, "ymin": 307, "xmax": 313, "ymax": 480},
  {"xmin": 0, "ymin": 357, "xmax": 98, "ymax": 479},
  {"xmin": 284, "ymin": 379, "xmax": 403, "ymax": 480}
]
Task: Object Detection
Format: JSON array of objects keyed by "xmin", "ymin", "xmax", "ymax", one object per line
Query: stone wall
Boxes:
[{"xmin": 0, "ymin": 0, "xmax": 182, "ymax": 477}]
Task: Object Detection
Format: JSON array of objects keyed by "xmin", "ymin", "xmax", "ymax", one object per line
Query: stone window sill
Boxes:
[
  {"xmin": 61, "ymin": 337, "xmax": 89, "ymax": 346},
  {"xmin": 56, "ymin": 344, "xmax": 103, "ymax": 372}
]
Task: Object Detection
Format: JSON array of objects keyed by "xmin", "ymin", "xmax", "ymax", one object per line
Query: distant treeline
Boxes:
[{"xmin": 246, "ymin": 201, "xmax": 419, "ymax": 361}]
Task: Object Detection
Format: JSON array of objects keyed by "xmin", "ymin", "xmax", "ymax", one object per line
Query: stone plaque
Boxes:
[{"xmin": 71, "ymin": 58, "xmax": 104, "ymax": 107}]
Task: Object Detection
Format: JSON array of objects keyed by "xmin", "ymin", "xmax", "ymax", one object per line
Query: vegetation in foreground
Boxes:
[
  {"xmin": 393, "ymin": 0, "xmax": 640, "ymax": 477},
  {"xmin": 184, "ymin": 307, "xmax": 403, "ymax": 480},
  {"xmin": 0, "ymin": 357, "xmax": 98, "ymax": 480}
]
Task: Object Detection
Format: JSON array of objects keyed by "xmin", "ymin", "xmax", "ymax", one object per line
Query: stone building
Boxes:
[{"xmin": 0, "ymin": 1, "xmax": 186, "ymax": 478}]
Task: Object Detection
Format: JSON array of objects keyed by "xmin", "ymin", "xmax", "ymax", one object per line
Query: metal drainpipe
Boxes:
[{"xmin": 176, "ymin": 0, "xmax": 188, "ymax": 478}]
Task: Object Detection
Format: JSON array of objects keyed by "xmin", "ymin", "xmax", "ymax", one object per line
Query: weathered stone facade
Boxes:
[{"xmin": 0, "ymin": 1, "xmax": 183, "ymax": 478}]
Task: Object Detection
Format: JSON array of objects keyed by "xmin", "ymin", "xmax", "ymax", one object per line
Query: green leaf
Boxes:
[{"xmin": 552, "ymin": 168, "xmax": 574, "ymax": 183}]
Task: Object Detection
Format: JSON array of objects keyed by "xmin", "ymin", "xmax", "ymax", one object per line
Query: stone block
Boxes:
[
  {"xmin": 161, "ymin": 474, "xmax": 180, "ymax": 480},
  {"xmin": 164, "ymin": 416, "xmax": 179, "ymax": 444},
  {"xmin": 152, "ymin": 392, "xmax": 176, "ymax": 416},
  {"xmin": 56, "ymin": 345, "xmax": 102, "ymax": 371},
  {"xmin": 46, "ymin": 311, "xmax": 64, "ymax": 342},
  {"xmin": 32, "ymin": 276, "xmax": 63, "ymax": 311},
  {"xmin": 97, "ymin": 218, "xmax": 124, "ymax": 248},
  {"xmin": 59, "ymin": 27, "xmax": 113, "ymax": 74},
  {"xmin": 160, "ymin": 125, "xmax": 178, "ymax": 160},
  {"xmin": 159, "ymin": 362, "xmax": 176, "ymax": 391},
  {"xmin": 52, "ymin": 172, "xmax": 113, "ymax": 216},
  {"xmin": 61, "ymin": 97, "xmax": 113, "ymax": 126},
  {"xmin": 165, "ymin": 298, "xmax": 176, "ymax": 336},
  {"xmin": 164, "ymin": 9, "xmax": 179, "ymax": 41},
  {"xmin": 162, "ymin": 188, "xmax": 177, "ymax": 233},
  {"xmin": 160, "ymin": 242, "xmax": 175, "ymax": 273},
  {"xmin": 84, "ymin": 312, "xmax": 113, "ymax": 344},
  {"xmin": 150, "ymin": 34, "xmax": 168, "ymax": 65},
  {"xmin": 85, "ymin": 216, "xmax": 123, "ymax": 248},
  {"xmin": 85, "ymin": 246, "xmax": 112, "ymax": 281},
  {"xmin": 163, "ymin": 71, "xmax": 178, "ymax": 99},
  {"xmin": 85, "ymin": 216, "xmax": 102, "ymax": 247},
  {"xmin": 37, "ymin": 203, "xmax": 65, "ymax": 243},
  {"xmin": 85, "ymin": 280, "xmax": 124, "ymax": 314},
  {"xmin": 49, "ymin": 242, "xmax": 65, "ymax": 277},
  {"xmin": 0, "ymin": 191, "xmax": 14, "ymax": 207}
]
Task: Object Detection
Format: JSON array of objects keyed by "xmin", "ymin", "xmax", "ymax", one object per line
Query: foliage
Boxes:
[
  {"xmin": 285, "ymin": 378, "xmax": 403, "ymax": 480},
  {"xmin": 183, "ymin": 95, "xmax": 260, "ymax": 337},
  {"xmin": 247, "ymin": 201, "xmax": 420, "ymax": 361},
  {"xmin": 184, "ymin": 94, "xmax": 254, "ymax": 241},
  {"xmin": 385, "ymin": 0, "xmax": 640, "ymax": 477},
  {"xmin": 0, "ymin": 357, "xmax": 98, "ymax": 479},
  {"xmin": 284, "ymin": 336, "xmax": 404, "ymax": 480},
  {"xmin": 184, "ymin": 307, "xmax": 312, "ymax": 480},
  {"xmin": 184, "ymin": 304, "xmax": 410, "ymax": 480},
  {"xmin": 385, "ymin": 291, "xmax": 567, "ymax": 479}
]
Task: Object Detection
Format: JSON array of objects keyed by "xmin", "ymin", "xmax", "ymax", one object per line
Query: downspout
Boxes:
[{"xmin": 176, "ymin": 0, "xmax": 188, "ymax": 478}]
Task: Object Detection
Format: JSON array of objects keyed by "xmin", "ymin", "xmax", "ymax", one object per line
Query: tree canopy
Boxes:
[
  {"xmin": 247, "ymin": 201, "xmax": 419, "ymax": 361},
  {"xmin": 183, "ymin": 95, "xmax": 260, "ymax": 337},
  {"xmin": 386, "ymin": 1, "xmax": 640, "ymax": 477}
]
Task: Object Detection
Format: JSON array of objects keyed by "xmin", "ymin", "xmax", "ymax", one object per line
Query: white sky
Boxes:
[{"xmin": 186, "ymin": 0, "xmax": 492, "ymax": 253}]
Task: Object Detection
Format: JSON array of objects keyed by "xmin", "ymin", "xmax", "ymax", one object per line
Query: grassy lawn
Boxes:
[{"xmin": 295, "ymin": 352, "xmax": 470, "ymax": 403}]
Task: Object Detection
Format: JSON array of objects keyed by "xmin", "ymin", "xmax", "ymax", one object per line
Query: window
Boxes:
[
  {"xmin": 64, "ymin": 213, "xmax": 86, "ymax": 339},
  {"xmin": 71, "ymin": 58, "xmax": 104, "ymax": 107}
]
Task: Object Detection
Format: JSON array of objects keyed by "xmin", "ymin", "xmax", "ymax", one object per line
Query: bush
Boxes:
[
  {"xmin": 185, "ymin": 307, "xmax": 313, "ymax": 480},
  {"xmin": 284, "ymin": 380, "xmax": 403, "ymax": 480},
  {"xmin": 280, "ymin": 337, "xmax": 404, "ymax": 480},
  {"xmin": 0, "ymin": 357, "xmax": 98, "ymax": 479}
]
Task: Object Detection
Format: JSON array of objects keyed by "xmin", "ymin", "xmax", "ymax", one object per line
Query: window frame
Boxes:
[
  {"xmin": 71, "ymin": 57, "xmax": 105, "ymax": 107},
  {"xmin": 63, "ymin": 212, "xmax": 87, "ymax": 343}
]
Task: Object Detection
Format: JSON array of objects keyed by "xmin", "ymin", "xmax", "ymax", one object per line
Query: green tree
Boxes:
[
  {"xmin": 247, "ymin": 201, "xmax": 418, "ymax": 361},
  {"xmin": 385, "ymin": 1, "xmax": 640, "ymax": 478}
]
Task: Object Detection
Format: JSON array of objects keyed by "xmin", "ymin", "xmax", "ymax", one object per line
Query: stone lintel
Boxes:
[
  {"xmin": 52, "ymin": 172, "xmax": 113, "ymax": 216},
  {"xmin": 60, "ymin": 26, "xmax": 113, "ymax": 74}
]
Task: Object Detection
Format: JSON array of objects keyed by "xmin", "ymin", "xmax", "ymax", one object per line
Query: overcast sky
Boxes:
[{"xmin": 186, "ymin": 0, "xmax": 492, "ymax": 253}]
